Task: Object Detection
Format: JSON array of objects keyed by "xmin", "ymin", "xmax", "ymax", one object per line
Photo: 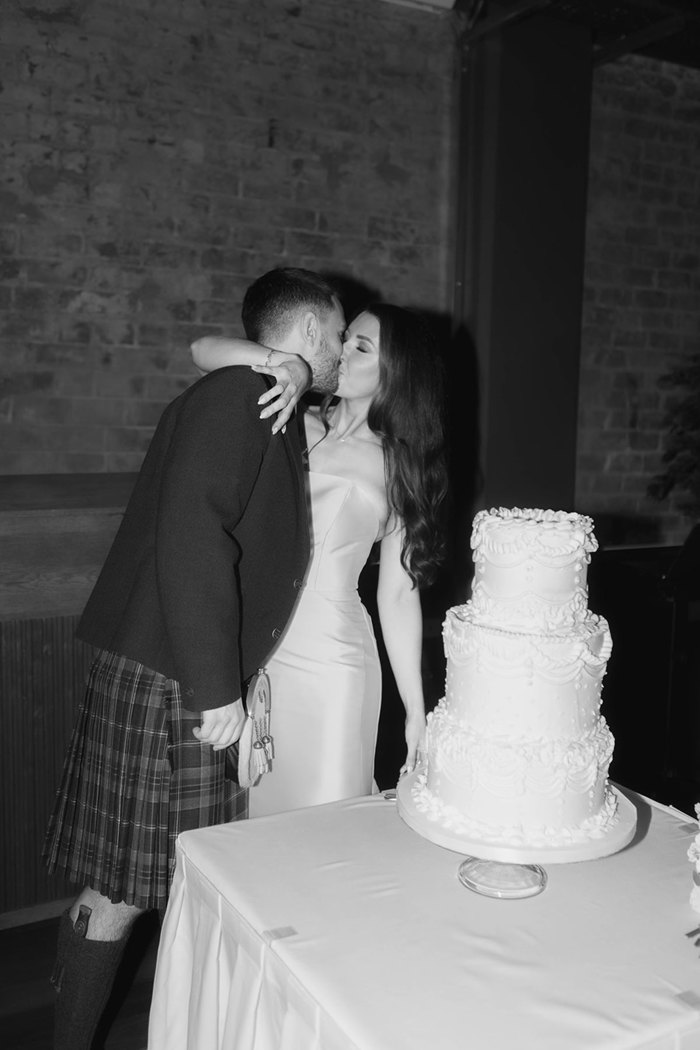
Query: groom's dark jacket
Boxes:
[{"xmin": 77, "ymin": 366, "xmax": 308, "ymax": 712}]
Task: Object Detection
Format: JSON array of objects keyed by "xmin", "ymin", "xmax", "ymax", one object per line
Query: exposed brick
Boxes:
[
  {"xmin": 123, "ymin": 400, "xmax": 170, "ymax": 427},
  {"xmin": 634, "ymin": 288, "xmax": 669, "ymax": 309},
  {"xmin": 198, "ymin": 300, "xmax": 245, "ymax": 326},
  {"xmin": 137, "ymin": 324, "xmax": 173, "ymax": 347},
  {"xmin": 59, "ymin": 452, "xmax": 108, "ymax": 471},
  {"xmin": 103, "ymin": 427, "xmax": 154, "ymax": 453},
  {"xmin": 605, "ymin": 451, "xmax": 646, "ymax": 472},
  {"xmin": 577, "ymin": 54, "xmax": 700, "ymax": 544},
  {"xmin": 163, "ymin": 299, "xmax": 195, "ymax": 323},
  {"xmin": 611, "ymin": 330, "xmax": 648, "ymax": 349},
  {"xmin": 33, "ymin": 425, "xmax": 105, "ymax": 453},
  {"xmin": 285, "ymin": 230, "xmax": 335, "ymax": 258},
  {"xmin": 202, "ymin": 249, "xmax": 264, "ymax": 277},
  {"xmin": 144, "ymin": 375, "xmax": 191, "ymax": 400},
  {"xmin": 94, "ymin": 372, "xmax": 147, "ymax": 398},
  {"xmin": 2, "ymin": 5, "xmax": 698, "ymax": 552},
  {"xmin": 627, "ymin": 430, "xmax": 661, "ymax": 452},
  {"xmin": 99, "ymin": 450, "xmax": 140, "ymax": 471}
]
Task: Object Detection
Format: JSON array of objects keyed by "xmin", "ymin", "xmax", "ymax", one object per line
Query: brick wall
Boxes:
[
  {"xmin": 0, "ymin": 0, "xmax": 457, "ymax": 473},
  {"xmin": 577, "ymin": 54, "xmax": 700, "ymax": 547},
  {"xmin": 2, "ymin": 4, "xmax": 698, "ymax": 549}
]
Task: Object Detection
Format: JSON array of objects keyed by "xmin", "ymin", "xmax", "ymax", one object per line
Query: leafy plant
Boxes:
[{"xmin": 648, "ymin": 354, "xmax": 700, "ymax": 518}]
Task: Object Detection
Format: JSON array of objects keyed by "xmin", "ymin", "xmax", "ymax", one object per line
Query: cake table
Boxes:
[{"xmin": 149, "ymin": 790, "xmax": 700, "ymax": 1050}]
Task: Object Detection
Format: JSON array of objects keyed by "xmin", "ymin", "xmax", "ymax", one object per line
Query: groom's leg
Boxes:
[{"xmin": 51, "ymin": 887, "xmax": 145, "ymax": 1050}]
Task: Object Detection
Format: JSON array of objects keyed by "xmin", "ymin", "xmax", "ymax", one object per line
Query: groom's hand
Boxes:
[{"xmin": 194, "ymin": 699, "xmax": 245, "ymax": 749}]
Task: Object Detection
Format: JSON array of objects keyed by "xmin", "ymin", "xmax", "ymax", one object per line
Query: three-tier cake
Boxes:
[{"xmin": 398, "ymin": 507, "xmax": 637, "ymax": 863}]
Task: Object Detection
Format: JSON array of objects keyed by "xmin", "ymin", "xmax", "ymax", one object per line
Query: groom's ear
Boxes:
[{"xmin": 300, "ymin": 309, "xmax": 319, "ymax": 347}]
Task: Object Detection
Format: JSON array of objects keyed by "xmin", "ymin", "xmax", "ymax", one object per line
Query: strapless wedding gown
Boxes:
[{"xmin": 248, "ymin": 470, "xmax": 383, "ymax": 817}]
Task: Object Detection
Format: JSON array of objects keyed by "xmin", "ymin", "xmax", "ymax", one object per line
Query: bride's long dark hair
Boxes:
[{"xmin": 322, "ymin": 303, "xmax": 449, "ymax": 587}]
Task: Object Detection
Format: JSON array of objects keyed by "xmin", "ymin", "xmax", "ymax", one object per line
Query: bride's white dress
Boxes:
[{"xmin": 248, "ymin": 470, "xmax": 384, "ymax": 817}]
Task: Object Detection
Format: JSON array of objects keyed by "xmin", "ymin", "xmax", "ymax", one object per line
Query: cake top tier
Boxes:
[
  {"xmin": 472, "ymin": 507, "xmax": 598, "ymax": 560},
  {"xmin": 469, "ymin": 507, "xmax": 599, "ymax": 630}
]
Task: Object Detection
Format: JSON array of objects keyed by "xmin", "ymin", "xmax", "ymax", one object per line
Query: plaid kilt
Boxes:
[{"xmin": 43, "ymin": 649, "xmax": 247, "ymax": 912}]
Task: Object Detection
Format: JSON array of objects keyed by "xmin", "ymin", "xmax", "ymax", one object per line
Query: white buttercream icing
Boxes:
[{"xmin": 415, "ymin": 507, "xmax": 617, "ymax": 851}]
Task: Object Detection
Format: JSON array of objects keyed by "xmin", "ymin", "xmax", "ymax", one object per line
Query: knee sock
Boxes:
[{"xmin": 51, "ymin": 907, "xmax": 129, "ymax": 1050}]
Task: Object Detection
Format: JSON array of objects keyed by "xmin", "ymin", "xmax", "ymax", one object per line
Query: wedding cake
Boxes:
[{"xmin": 398, "ymin": 507, "xmax": 636, "ymax": 863}]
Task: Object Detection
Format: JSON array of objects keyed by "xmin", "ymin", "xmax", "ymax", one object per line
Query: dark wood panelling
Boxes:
[
  {"xmin": 0, "ymin": 911, "xmax": 159, "ymax": 1049},
  {"xmin": 0, "ymin": 475, "xmax": 135, "ymax": 914},
  {"xmin": 1, "ymin": 617, "xmax": 93, "ymax": 912}
]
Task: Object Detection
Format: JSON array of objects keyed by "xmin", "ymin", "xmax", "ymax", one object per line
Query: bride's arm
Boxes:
[
  {"xmin": 192, "ymin": 336, "xmax": 273, "ymax": 373},
  {"xmin": 191, "ymin": 336, "xmax": 311, "ymax": 434},
  {"xmin": 376, "ymin": 525, "xmax": 427, "ymax": 778}
]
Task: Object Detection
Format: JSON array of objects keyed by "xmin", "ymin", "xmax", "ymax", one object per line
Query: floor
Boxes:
[{"xmin": 0, "ymin": 910, "xmax": 160, "ymax": 1050}]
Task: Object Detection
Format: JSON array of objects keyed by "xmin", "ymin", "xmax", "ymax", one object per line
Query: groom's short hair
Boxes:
[{"xmin": 242, "ymin": 267, "xmax": 338, "ymax": 342}]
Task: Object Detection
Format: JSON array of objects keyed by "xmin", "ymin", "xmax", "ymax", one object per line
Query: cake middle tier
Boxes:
[{"xmin": 443, "ymin": 607, "xmax": 612, "ymax": 739}]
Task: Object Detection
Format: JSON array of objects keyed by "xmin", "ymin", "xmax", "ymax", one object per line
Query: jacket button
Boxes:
[
  {"xmin": 271, "ymin": 627, "xmax": 281, "ymax": 640},
  {"xmin": 293, "ymin": 578, "xmax": 303, "ymax": 589}
]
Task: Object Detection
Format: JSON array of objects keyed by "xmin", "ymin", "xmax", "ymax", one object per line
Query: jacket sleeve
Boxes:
[{"xmin": 155, "ymin": 369, "xmax": 269, "ymax": 711}]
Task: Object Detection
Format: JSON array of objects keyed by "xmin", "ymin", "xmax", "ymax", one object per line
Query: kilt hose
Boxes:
[{"xmin": 43, "ymin": 649, "xmax": 247, "ymax": 913}]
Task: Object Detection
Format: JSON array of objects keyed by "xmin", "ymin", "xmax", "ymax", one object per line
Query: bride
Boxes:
[{"xmin": 192, "ymin": 302, "xmax": 448, "ymax": 816}]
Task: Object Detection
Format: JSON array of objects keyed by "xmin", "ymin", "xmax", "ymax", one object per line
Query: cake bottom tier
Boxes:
[
  {"xmin": 419, "ymin": 700, "xmax": 617, "ymax": 848},
  {"xmin": 399, "ymin": 774, "xmax": 637, "ymax": 863}
]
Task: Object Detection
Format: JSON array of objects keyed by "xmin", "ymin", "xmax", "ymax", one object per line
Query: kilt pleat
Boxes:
[{"xmin": 44, "ymin": 650, "xmax": 246, "ymax": 912}]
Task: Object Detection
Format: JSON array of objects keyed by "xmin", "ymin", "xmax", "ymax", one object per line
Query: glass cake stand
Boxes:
[
  {"xmin": 396, "ymin": 769, "xmax": 638, "ymax": 898},
  {"xmin": 457, "ymin": 856, "xmax": 547, "ymax": 899}
]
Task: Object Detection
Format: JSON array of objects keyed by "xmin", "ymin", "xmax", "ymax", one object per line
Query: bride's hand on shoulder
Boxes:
[
  {"xmin": 189, "ymin": 336, "xmax": 311, "ymax": 435},
  {"xmin": 400, "ymin": 709, "xmax": 426, "ymax": 777},
  {"xmin": 252, "ymin": 353, "xmax": 312, "ymax": 435}
]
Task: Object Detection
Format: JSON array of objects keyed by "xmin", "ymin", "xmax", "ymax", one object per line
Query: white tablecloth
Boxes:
[{"xmin": 149, "ymin": 791, "xmax": 700, "ymax": 1050}]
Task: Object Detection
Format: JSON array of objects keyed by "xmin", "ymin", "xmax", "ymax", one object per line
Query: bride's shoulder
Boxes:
[
  {"xmin": 353, "ymin": 437, "xmax": 386, "ymax": 498},
  {"xmin": 361, "ymin": 433, "xmax": 384, "ymax": 468},
  {"xmin": 303, "ymin": 403, "xmax": 324, "ymax": 427}
]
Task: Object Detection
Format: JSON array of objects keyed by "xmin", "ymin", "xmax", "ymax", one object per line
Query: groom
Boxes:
[{"xmin": 43, "ymin": 267, "xmax": 346, "ymax": 1050}]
